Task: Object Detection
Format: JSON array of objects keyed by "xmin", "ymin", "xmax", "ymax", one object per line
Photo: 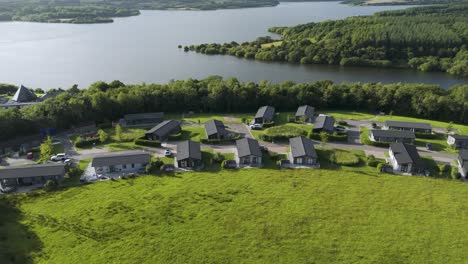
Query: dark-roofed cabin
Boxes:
[
  {"xmin": 254, "ymin": 106, "xmax": 275, "ymax": 124},
  {"xmin": 121, "ymin": 112, "xmax": 164, "ymax": 127},
  {"xmin": 384, "ymin": 121, "xmax": 432, "ymax": 134},
  {"xmin": 145, "ymin": 120, "xmax": 181, "ymax": 141},
  {"xmin": 176, "ymin": 140, "xmax": 202, "ymax": 169},
  {"xmin": 12, "ymin": 85, "xmax": 37, "ymax": 103},
  {"xmin": 295, "ymin": 105, "xmax": 315, "ymax": 123},
  {"xmin": 91, "ymin": 152, "xmax": 151, "ymax": 175},
  {"xmin": 0, "ymin": 164, "xmax": 65, "ymax": 191},
  {"xmin": 447, "ymin": 134, "xmax": 468, "ymax": 149},
  {"xmin": 205, "ymin": 120, "xmax": 227, "ymax": 140},
  {"xmin": 313, "ymin": 115, "xmax": 335, "ymax": 134},
  {"xmin": 236, "ymin": 138, "xmax": 262, "ymax": 166},
  {"xmin": 457, "ymin": 149, "xmax": 468, "ymax": 178},
  {"xmin": 289, "ymin": 136, "xmax": 318, "ymax": 166},
  {"xmin": 369, "ymin": 129, "xmax": 415, "ymax": 144},
  {"xmin": 388, "ymin": 143, "xmax": 425, "ymax": 175}
]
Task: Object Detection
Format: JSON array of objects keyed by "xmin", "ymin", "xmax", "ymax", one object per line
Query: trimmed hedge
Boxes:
[
  {"xmin": 134, "ymin": 137, "xmax": 162, "ymax": 147},
  {"xmin": 262, "ymin": 121, "xmax": 275, "ymax": 128},
  {"xmin": 75, "ymin": 138, "xmax": 100, "ymax": 148},
  {"xmin": 309, "ymin": 131, "xmax": 348, "ymax": 142},
  {"xmin": 415, "ymin": 132, "xmax": 444, "ymax": 139},
  {"xmin": 201, "ymin": 134, "xmax": 241, "ymax": 144}
]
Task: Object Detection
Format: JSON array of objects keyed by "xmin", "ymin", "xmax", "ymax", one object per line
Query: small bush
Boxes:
[
  {"xmin": 212, "ymin": 153, "xmax": 225, "ymax": 163},
  {"xmin": 146, "ymin": 159, "xmax": 163, "ymax": 173},
  {"xmin": 377, "ymin": 163, "xmax": 384, "ymax": 173},
  {"xmin": 451, "ymin": 166, "xmax": 461, "ymax": 180},
  {"xmin": 415, "ymin": 132, "xmax": 443, "ymax": 139},
  {"xmin": 75, "ymin": 138, "xmax": 101, "ymax": 148},
  {"xmin": 44, "ymin": 179, "xmax": 58, "ymax": 191},
  {"xmin": 366, "ymin": 155, "xmax": 379, "ymax": 167},
  {"xmin": 200, "ymin": 134, "xmax": 241, "ymax": 144},
  {"xmin": 337, "ymin": 120, "xmax": 348, "ymax": 126},
  {"xmin": 262, "ymin": 121, "xmax": 275, "ymax": 128},
  {"xmin": 134, "ymin": 137, "xmax": 161, "ymax": 147},
  {"xmin": 309, "ymin": 132, "xmax": 348, "ymax": 142}
]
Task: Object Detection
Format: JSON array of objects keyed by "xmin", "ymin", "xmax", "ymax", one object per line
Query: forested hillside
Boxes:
[
  {"xmin": 0, "ymin": 77, "xmax": 466, "ymax": 141},
  {"xmin": 0, "ymin": 0, "xmax": 278, "ymax": 23},
  {"xmin": 187, "ymin": 4, "xmax": 468, "ymax": 77}
]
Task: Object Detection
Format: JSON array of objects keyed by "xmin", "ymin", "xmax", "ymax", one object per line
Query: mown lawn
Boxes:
[{"xmin": 2, "ymin": 169, "xmax": 467, "ymax": 264}]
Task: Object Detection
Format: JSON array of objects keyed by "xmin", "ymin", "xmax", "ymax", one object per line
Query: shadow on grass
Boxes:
[{"xmin": 0, "ymin": 198, "xmax": 42, "ymax": 264}]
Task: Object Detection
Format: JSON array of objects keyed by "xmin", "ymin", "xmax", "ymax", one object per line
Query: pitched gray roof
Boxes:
[
  {"xmin": 450, "ymin": 134, "xmax": 468, "ymax": 141},
  {"xmin": 459, "ymin": 149, "xmax": 468, "ymax": 161},
  {"xmin": 370, "ymin": 129, "xmax": 415, "ymax": 139},
  {"xmin": 176, "ymin": 140, "xmax": 201, "ymax": 161},
  {"xmin": 390, "ymin": 143, "xmax": 423, "ymax": 166},
  {"xmin": 0, "ymin": 164, "xmax": 65, "ymax": 179},
  {"xmin": 92, "ymin": 152, "xmax": 151, "ymax": 167},
  {"xmin": 38, "ymin": 91, "xmax": 64, "ymax": 102},
  {"xmin": 255, "ymin": 106, "xmax": 275, "ymax": 120},
  {"xmin": 204, "ymin": 119, "xmax": 226, "ymax": 136},
  {"xmin": 145, "ymin": 120, "xmax": 180, "ymax": 136},
  {"xmin": 236, "ymin": 138, "xmax": 262, "ymax": 157},
  {"xmin": 0, "ymin": 97, "xmax": 8, "ymax": 104},
  {"xmin": 12, "ymin": 85, "xmax": 37, "ymax": 102},
  {"xmin": 314, "ymin": 116, "xmax": 335, "ymax": 131},
  {"xmin": 289, "ymin": 136, "xmax": 317, "ymax": 158},
  {"xmin": 124, "ymin": 112, "xmax": 164, "ymax": 121},
  {"xmin": 385, "ymin": 121, "xmax": 432, "ymax": 130},
  {"xmin": 295, "ymin": 105, "xmax": 314, "ymax": 118}
]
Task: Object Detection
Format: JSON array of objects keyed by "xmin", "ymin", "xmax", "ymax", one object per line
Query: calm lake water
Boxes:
[{"xmin": 0, "ymin": 2, "xmax": 466, "ymax": 89}]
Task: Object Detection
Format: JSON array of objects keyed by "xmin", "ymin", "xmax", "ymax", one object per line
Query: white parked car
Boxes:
[
  {"xmin": 50, "ymin": 153, "xmax": 68, "ymax": 162},
  {"xmin": 250, "ymin": 124, "xmax": 263, "ymax": 130},
  {"xmin": 164, "ymin": 149, "xmax": 173, "ymax": 157}
]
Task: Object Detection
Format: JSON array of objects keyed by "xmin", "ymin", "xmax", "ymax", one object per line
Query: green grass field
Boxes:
[{"xmin": 1, "ymin": 168, "xmax": 467, "ymax": 263}]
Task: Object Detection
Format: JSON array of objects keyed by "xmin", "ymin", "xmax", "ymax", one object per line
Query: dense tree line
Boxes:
[
  {"xmin": 187, "ymin": 4, "xmax": 468, "ymax": 77},
  {"xmin": 0, "ymin": 77, "xmax": 466, "ymax": 141}
]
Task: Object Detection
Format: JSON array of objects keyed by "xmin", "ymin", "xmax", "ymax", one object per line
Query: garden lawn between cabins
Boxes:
[{"xmin": 1, "ymin": 168, "xmax": 467, "ymax": 264}]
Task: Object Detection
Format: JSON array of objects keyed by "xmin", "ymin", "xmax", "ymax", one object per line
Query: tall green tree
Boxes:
[{"xmin": 39, "ymin": 136, "xmax": 53, "ymax": 163}]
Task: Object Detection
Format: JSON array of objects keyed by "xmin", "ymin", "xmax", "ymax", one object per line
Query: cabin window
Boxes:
[
  {"xmin": 123, "ymin": 164, "xmax": 127, "ymax": 169},
  {"xmin": 131, "ymin": 164, "xmax": 135, "ymax": 168}
]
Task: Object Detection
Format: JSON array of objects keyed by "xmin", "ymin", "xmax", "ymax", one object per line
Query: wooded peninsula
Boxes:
[{"xmin": 187, "ymin": 4, "xmax": 468, "ymax": 77}]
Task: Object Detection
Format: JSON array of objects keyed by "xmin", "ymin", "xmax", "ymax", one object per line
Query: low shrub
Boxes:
[
  {"xmin": 451, "ymin": 166, "xmax": 461, "ymax": 180},
  {"xmin": 309, "ymin": 132, "xmax": 348, "ymax": 142},
  {"xmin": 212, "ymin": 153, "xmax": 225, "ymax": 163},
  {"xmin": 415, "ymin": 132, "xmax": 444, "ymax": 139},
  {"xmin": 75, "ymin": 138, "xmax": 101, "ymax": 148},
  {"xmin": 330, "ymin": 150, "xmax": 360, "ymax": 166},
  {"xmin": 200, "ymin": 134, "xmax": 241, "ymax": 144},
  {"xmin": 262, "ymin": 121, "xmax": 275, "ymax": 128},
  {"xmin": 337, "ymin": 120, "xmax": 348, "ymax": 126},
  {"xmin": 134, "ymin": 137, "xmax": 161, "ymax": 147},
  {"xmin": 366, "ymin": 155, "xmax": 379, "ymax": 167},
  {"xmin": 44, "ymin": 179, "xmax": 59, "ymax": 191}
]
